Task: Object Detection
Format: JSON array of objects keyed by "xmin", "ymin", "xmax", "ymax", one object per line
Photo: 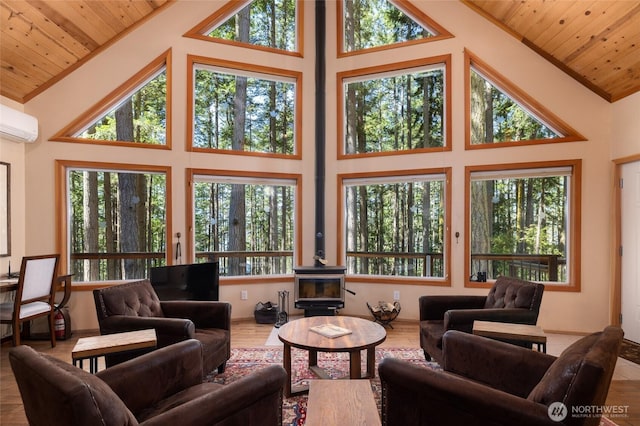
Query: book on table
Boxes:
[{"xmin": 309, "ymin": 324, "xmax": 352, "ymax": 338}]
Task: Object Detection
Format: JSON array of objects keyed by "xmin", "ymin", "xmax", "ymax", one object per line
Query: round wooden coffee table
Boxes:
[{"xmin": 278, "ymin": 316, "xmax": 386, "ymax": 397}]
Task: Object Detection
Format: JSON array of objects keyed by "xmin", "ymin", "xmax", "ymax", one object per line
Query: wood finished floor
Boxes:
[{"xmin": 1, "ymin": 319, "xmax": 639, "ymax": 425}]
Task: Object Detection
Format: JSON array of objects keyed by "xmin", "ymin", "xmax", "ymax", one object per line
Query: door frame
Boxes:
[{"xmin": 612, "ymin": 153, "xmax": 640, "ymax": 326}]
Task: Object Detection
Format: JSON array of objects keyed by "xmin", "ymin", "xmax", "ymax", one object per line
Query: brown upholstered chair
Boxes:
[
  {"xmin": 93, "ymin": 279, "xmax": 231, "ymax": 374},
  {"xmin": 10, "ymin": 339, "xmax": 287, "ymax": 426},
  {"xmin": 380, "ymin": 326, "xmax": 623, "ymax": 426},
  {"xmin": 419, "ymin": 276, "xmax": 544, "ymax": 363}
]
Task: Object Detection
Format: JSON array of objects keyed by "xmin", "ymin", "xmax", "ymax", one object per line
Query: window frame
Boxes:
[
  {"xmin": 187, "ymin": 55, "xmax": 302, "ymax": 159},
  {"xmin": 184, "ymin": 0, "xmax": 305, "ymax": 58},
  {"xmin": 337, "ymin": 55, "xmax": 452, "ymax": 159},
  {"xmin": 338, "ymin": 168, "xmax": 451, "ymax": 286},
  {"xmin": 465, "ymin": 160, "xmax": 582, "ymax": 291},
  {"xmin": 52, "ymin": 50, "xmax": 172, "ymax": 150},
  {"xmin": 187, "ymin": 168, "xmax": 303, "ymax": 283},
  {"xmin": 336, "ymin": 0, "xmax": 453, "ymax": 57},
  {"xmin": 55, "ymin": 160, "xmax": 172, "ymax": 282},
  {"xmin": 464, "ymin": 49, "xmax": 585, "ymax": 150}
]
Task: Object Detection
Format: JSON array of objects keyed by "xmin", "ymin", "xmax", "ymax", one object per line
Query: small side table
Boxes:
[
  {"xmin": 472, "ymin": 320, "xmax": 547, "ymax": 353},
  {"xmin": 306, "ymin": 380, "xmax": 381, "ymax": 426},
  {"xmin": 72, "ymin": 329, "xmax": 157, "ymax": 373}
]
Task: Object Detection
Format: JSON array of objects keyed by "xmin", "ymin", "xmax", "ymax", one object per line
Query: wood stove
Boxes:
[{"xmin": 294, "ymin": 266, "xmax": 346, "ymax": 316}]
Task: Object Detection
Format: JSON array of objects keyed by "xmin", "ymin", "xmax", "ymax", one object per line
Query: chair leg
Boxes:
[
  {"xmin": 12, "ymin": 321, "xmax": 20, "ymax": 346},
  {"xmin": 218, "ymin": 361, "xmax": 226, "ymax": 374},
  {"xmin": 423, "ymin": 350, "xmax": 431, "ymax": 361}
]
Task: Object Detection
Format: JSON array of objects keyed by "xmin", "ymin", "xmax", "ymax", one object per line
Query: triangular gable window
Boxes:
[
  {"xmin": 52, "ymin": 50, "xmax": 171, "ymax": 149},
  {"xmin": 184, "ymin": 0, "xmax": 303, "ymax": 56},
  {"xmin": 465, "ymin": 50, "xmax": 584, "ymax": 149},
  {"xmin": 338, "ymin": 0, "xmax": 452, "ymax": 56}
]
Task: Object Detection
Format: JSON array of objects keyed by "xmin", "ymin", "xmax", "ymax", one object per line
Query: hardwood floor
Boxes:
[{"xmin": 1, "ymin": 319, "xmax": 639, "ymax": 425}]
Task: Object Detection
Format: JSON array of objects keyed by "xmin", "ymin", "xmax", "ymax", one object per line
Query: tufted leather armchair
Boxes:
[
  {"xmin": 10, "ymin": 339, "xmax": 287, "ymax": 426},
  {"xmin": 94, "ymin": 279, "xmax": 231, "ymax": 374},
  {"xmin": 419, "ymin": 276, "xmax": 544, "ymax": 363},
  {"xmin": 380, "ymin": 326, "xmax": 623, "ymax": 426}
]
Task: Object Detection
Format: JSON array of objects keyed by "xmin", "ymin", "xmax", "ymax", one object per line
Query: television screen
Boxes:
[{"xmin": 149, "ymin": 262, "xmax": 219, "ymax": 301}]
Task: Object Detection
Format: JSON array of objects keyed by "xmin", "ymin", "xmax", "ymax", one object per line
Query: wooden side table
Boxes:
[
  {"xmin": 305, "ymin": 380, "xmax": 381, "ymax": 426},
  {"xmin": 72, "ymin": 329, "xmax": 157, "ymax": 373},
  {"xmin": 472, "ymin": 320, "xmax": 547, "ymax": 353}
]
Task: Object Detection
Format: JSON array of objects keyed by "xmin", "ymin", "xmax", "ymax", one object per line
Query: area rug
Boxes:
[
  {"xmin": 619, "ymin": 339, "xmax": 640, "ymax": 365},
  {"xmin": 206, "ymin": 347, "xmax": 619, "ymax": 426},
  {"xmin": 206, "ymin": 346, "xmax": 435, "ymax": 425}
]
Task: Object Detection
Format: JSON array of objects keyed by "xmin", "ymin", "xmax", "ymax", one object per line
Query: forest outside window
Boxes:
[
  {"xmin": 339, "ymin": 57, "xmax": 450, "ymax": 157},
  {"xmin": 191, "ymin": 60, "xmax": 299, "ymax": 156},
  {"xmin": 191, "ymin": 173, "xmax": 298, "ymax": 277},
  {"xmin": 467, "ymin": 161, "xmax": 581, "ymax": 289},
  {"xmin": 341, "ymin": 170, "xmax": 450, "ymax": 282},
  {"xmin": 62, "ymin": 164, "xmax": 169, "ymax": 283}
]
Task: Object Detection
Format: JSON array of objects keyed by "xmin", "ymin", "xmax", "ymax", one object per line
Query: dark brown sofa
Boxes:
[
  {"xmin": 380, "ymin": 326, "xmax": 623, "ymax": 426},
  {"xmin": 94, "ymin": 279, "xmax": 231, "ymax": 374},
  {"xmin": 419, "ymin": 276, "xmax": 544, "ymax": 363},
  {"xmin": 10, "ymin": 339, "xmax": 287, "ymax": 426}
]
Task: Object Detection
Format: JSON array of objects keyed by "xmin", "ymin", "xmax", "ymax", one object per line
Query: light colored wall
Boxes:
[
  {"xmin": 4, "ymin": 0, "xmax": 631, "ymax": 334},
  {"xmin": 611, "ymin": 91, "xmax": 640, "ymax": 160}
]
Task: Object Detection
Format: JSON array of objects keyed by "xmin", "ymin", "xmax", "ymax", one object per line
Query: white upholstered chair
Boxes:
[{"xmin": 0, "ymin": 254, "xmax": 59, "ymax": 347}]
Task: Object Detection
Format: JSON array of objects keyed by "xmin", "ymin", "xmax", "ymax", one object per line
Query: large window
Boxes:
[
  {"xmin": 58, "ymin": 161, "xmax": 170, "ymax": 282},
  {"xmin": 467, "ymin": 161, "xmax": 581, "ymax": 288},
  {"xmin": 339, "ymin": 57, "xmax": 450, "ymax": 157},
  {"xmin": 190, "ymin": 171, "xmax": 300, "ymax": 277},
  {"xmin": 340, "ymin": 169, "xmax": 450, "ymax": 282},
  {"xmin": 190, "ymin": 57, "xmax": 300, "ymax": 157}
]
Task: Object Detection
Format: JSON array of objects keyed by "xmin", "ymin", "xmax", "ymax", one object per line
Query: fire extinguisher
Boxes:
[{"xmin": 54, "ymin": 309, "xmax": 65, "ymax": 340}]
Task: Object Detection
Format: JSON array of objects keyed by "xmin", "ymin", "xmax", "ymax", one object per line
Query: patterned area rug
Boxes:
[
  {"xmin": 206, "ymin": 347, "xmax": 619, "ymax": 426},
  {"xmin": 619, "ymin": 339, "xmax": 640, "ymax": 365},
  {"xmin": 206, "ymin": 347, "xmax": 435, "ymax": 425}
]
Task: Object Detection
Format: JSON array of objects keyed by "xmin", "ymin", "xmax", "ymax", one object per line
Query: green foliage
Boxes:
[
  {"xmin": 208, "ymin": 0, "xmax": 297, "ymax": 52},
  {"xmin": 78, "ymin": 71, "xmax": 167, "ymax": 144}
]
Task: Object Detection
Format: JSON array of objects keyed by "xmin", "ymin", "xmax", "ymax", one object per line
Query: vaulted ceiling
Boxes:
[{"xmin": 1, "ymin": 1, "xmax": 639, "ymax": 104}]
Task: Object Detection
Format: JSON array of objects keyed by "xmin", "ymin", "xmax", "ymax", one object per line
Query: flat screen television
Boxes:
[{"xmin": 149, "ymin": 261, "xmax": 219, "ymax": 301}]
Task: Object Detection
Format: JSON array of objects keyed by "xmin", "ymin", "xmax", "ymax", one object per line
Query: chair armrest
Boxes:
[
  {"xmin": 379, "ymin": 357, "xmax": 555, "ymax": 426},
  {"xmin": 442, "ymin": 330, "xmax": 556, "ymax": 397},
  {"xmin": 97, "ymin": 315, "xmax": 195, "ymax": 339},
  {"xmin": 418, "ymin": 295, "xmax": 486, "ymax": 321},
  {"xmin": 97, "ymin": 339, "xmax": 204, "ymax": 415},
  {"xmin": 141, "ymin": 364, "xmax": 287, "ymax": 426},
  {"xmin": 444, "ymin": 308, "xmax": 539, "ymax": 332},
  {"xmin": 161, "ymin": 301, "xmax": 231, "ymax": 330}
]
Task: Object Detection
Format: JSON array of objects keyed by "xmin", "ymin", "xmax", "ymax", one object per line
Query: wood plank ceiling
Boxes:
[
  {"xmin": 0, "ymin": 0, "xmax": 639, "ymax": 104},
  {"xmin": 463, "ymin": 0, "xmax": 640, "ymax": 102}
]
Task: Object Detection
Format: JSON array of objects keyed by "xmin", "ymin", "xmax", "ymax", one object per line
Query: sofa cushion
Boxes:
[
  {"xmin": 485, "ymin": 278, "xmax": 538, "ymax": 309},
  {"xmin": 9, "ymin": 346, "xmax": 138, "ymax": 426},
  {"xmin": 98, "ymin": 280, "xmax": 164, "ymax": 318},
  {"xmin": 527, "ymin": 329, "xmax": 620, "ymax": 409}
]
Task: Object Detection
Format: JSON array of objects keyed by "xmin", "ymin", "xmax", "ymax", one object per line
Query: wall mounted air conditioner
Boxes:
[{"xmin": 0, "ymin": 104, "xmax": 39, "ymax": 143}]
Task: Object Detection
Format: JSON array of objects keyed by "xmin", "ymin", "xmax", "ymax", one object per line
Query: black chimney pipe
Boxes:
[{"xmin": 314, "ymin": 0, "xmax": 326, "ymax": 267}]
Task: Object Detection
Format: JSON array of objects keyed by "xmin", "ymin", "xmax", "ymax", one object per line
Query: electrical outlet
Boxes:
[
  {"xmin": 393, "ymin": 290, "xmax": 400, "ymax": 300},
  {"xmin": 241, "ymin": 290, "xmax": 248, "ymax": 300}
]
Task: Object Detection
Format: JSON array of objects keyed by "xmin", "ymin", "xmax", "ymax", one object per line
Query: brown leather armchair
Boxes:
[
  {"xmin": 419, "ymin": 276, "xmax": 544, "ymax": 363},
  {"xmin": 94, "ymin": 279, "xmax": 231, "ymax": 374},
  {"xmin": 380, "ymin": 326, "xmax": 623, "ymax": 426},
  {"xmin": 10, "ymin": 339, "xmax": 286, "ymax": 426}
]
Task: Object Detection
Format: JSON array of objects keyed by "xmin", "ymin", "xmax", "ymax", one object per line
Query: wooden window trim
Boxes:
[
  {"xmin": 464, "ymin": 159, "xmax": 582, "ymax": 291},
  {"xmin": 187, "ymin": 55, "xmax": 302, "ymax": 159},
  {"xmin": 464, "ymin": 49, "xmax": 586, "ymax": 150},
  {"xmin": 51, "ymin": 49, "xmax": 172, "ymax": 150},
  {"xmin": 336, "ymin": 0, "xmax": 453, "ymax": 58},
  {"xmin": 183, "ymin": 0, "xmax": 305, "ymax": 58},
  {"xmin": 337, "ymin": 55, "xmax": 452, "ymax": 159},
  {"xmin": 337, "ymin": 167, "xmax": 452, "ymax": 286},
  {"xmin": 55, "ymin": 160, "xmax": 172, "ymax": 276},
  {"xmin": 186, "ymin": 168, "xmax": 303, "ymax": 279}
]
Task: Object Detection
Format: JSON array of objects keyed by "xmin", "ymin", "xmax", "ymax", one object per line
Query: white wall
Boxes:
[
  {"xmin": 8, "ymin": 0, "xmax": 630, "ymax": 334},
  {"xmin": 611, "ymin": 91, "xmax": 640, "ymax": 160}
]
